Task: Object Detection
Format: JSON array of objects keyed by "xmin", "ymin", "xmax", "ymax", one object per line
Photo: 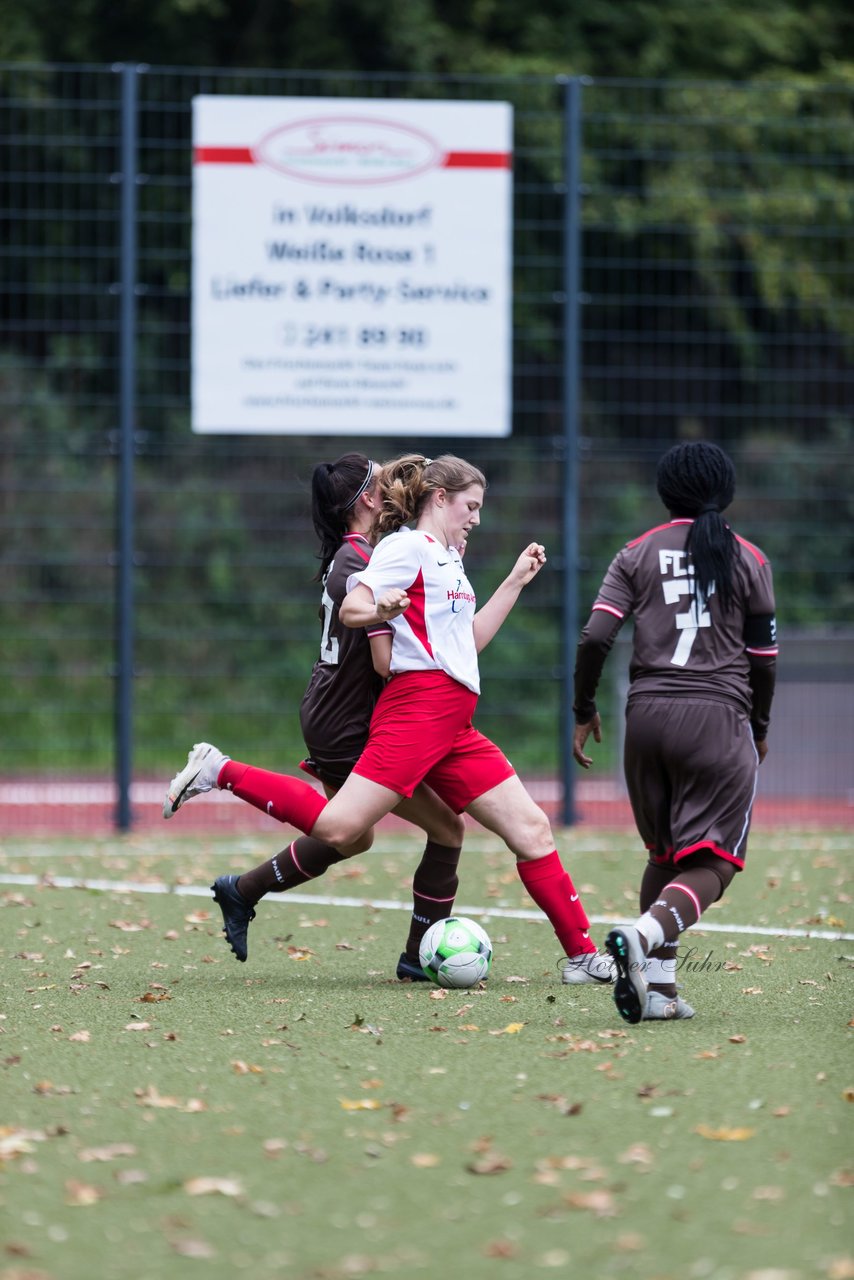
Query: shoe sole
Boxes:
[
  {"xmin": 605, "ymin": 928, "xmax": 647, "ymax": 1024},
  {"xmin": 162, "ymin": 753, "xmax": 207, "ymax": 819},
  {"xmin": 211, "ymin": 879, "xmax": 252, "ymax": 963}
]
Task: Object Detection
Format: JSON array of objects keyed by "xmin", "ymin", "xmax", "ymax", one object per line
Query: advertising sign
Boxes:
[{"xmin": 192, "ymin": 96, "xmax": 513, "ymax": 435}]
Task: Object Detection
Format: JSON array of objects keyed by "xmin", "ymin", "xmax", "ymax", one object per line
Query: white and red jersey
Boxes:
[{"xmin": 349, "ymin": 526, "xmax": 481, "ymax": 694}]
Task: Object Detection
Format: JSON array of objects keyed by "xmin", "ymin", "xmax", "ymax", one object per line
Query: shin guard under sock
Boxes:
[
  {"xmin": 643, "ymin": 867, "xmax": 727, "ymax": 947},
  {"xmin": 403, "ymin": 841, "xmax": 462, "ymax": 961},
  {"xmin": 236, "ymin": 837, "xmax": 347, "ymax": 906},
  {"xmin": 219, "ymin": 760, "xmax": 327, "ymax": 833},
  {"xmin": 516, "ymin": 850, "xmax": 595, "ymax": 958}
]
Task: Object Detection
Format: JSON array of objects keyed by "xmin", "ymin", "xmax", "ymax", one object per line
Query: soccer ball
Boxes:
[{"xmin": 418, "ymin": 916, "xmax": 492, "ymax": 988}]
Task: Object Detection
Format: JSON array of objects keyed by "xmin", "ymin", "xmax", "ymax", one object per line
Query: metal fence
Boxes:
[{"xmin": 1, "ymin": 63, "xmax": 852, "ymax": 835}]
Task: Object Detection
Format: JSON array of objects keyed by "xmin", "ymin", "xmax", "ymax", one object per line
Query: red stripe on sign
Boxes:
[
  {"xmin": 194, "ymin": 146, "xmax": 255, "ymax": 164},
  {"xmin": 194, "ymin": 146, "xmax": 511, "ymax": 170},
  {"xmin": 442, "ymin": 151, "xmax": 511, "ymax": 169}
]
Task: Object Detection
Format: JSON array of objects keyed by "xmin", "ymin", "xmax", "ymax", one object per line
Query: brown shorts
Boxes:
[{"xmin": 623, "ymin": 695, "xmax": 760, "ymax": 870}]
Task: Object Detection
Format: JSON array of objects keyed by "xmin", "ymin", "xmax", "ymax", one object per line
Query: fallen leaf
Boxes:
[
  {"xmin": 618, "ymin": 1143, "xmax": 654, "ymax": 1166},
  {"xmin": 123, "ymin": 1022, "xmax": 152, "ymax": 1033},
  {"xmin": 65, "ymin": 1179, "xmax": 104, "ymax": 1206},
  {"xmin": 68, "ymin": 1030, "xmax": 91, "ymax": 1043},
  {"xmin": 695, "ymin": 1124, "xmax": 756, "ymax": 1141},
  {"xmin": 184, "ymin": 1176, "xmax": 243, "ymax": 1197},
  {"xmin": 134, "ymin": 1085, "xmax": 205, "ymax": 1112},
  {"xmin": 79, "ymin": 1143, "xmax": 137, "ymax": 1162},
  {"xmin": 0, "ymin": 1128, "xmax": 45, "ymax": 1161},
  {"xmin": 339, "ymin": 1098, "xmax": 382, "ymax": 1111},
  {"xmin": 564, "ymin": 1189, "xmax": 617, "ymax": 1217},
  {"xmin": 466, "ymin": 1152, "xmax": 512, "ymax": 1175},
  {"xmin": 489, "ymin": 1022, "xmax": 526, "ymax": 1036},
  {"xmin": 231, "ymin": 1060, "xmax": 264, "ymax": 1075},
  {"xmin": 183, "ymin": 911, "xmax": 210, "ymax": 924},
  {"xmin": 741, "ymin": 988, "xmax": 764, "ymax": 996},
  {"xmin": 483, "ymin": 1240, "xmax": 517, "ymax": 1258},
  {"xmin": 729, "ymin": 1034, "xmax": 748, "ymax": 1044},
  {"xmin": 410, "ymin": 1152, "xmax": 441, "ymax": 1167},
  {"xmin": 172, "ymin": 1238, "xmax": 216, "ymax": 1258}
]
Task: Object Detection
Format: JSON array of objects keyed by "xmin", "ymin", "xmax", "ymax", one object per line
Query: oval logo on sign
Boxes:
[{"xmin": 253, "ymin": 116, "xmax": 441, "ymax": 185}]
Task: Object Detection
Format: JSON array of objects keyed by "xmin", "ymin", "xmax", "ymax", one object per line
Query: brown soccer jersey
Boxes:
[
  {"xmin": 591, "ymin": 518, "xmax": 777, "ymax": 715},
  {"xmin": 299, "ymin": 534, "xmax": 391, "ymax": 780}
]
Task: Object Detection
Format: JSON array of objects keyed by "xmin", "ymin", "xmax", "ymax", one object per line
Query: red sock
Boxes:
[
  {"xmin": 218, "ymin": 761, "xmax": 327, "ymax": 833},
  {"xmin": 517, "ymin": 850, "xmax": 596, "ymax": 957}
]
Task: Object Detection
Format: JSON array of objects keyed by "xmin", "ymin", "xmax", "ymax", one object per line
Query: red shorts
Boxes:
[{"xmin": 352, "ymin": 670, "xmax": 516, "ymax": 813}]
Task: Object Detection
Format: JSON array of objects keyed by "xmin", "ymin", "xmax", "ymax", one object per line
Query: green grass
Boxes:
[{"xmin": 1, "ymin": 829, "xmax": 852, "ymax": 1280}]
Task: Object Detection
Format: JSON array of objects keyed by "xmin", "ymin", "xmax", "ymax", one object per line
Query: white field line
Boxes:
[{"xmin": 0, "ymin": 872, "xmax": 851, "ymax": 943}]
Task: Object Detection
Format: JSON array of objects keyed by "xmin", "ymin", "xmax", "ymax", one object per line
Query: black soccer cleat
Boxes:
[
  {"xmin": 604, "ymin": 925, "xmax": 648, "ymax": 1024},
  {"xmin": 396, "ymin": 952, "xmax": 430, "ymax": 982},
  {"xmin": 211, "ymin": 874, "xmax": 256, "ymax": 963}
]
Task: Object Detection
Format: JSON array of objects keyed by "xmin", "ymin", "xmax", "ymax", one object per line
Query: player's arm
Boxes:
[
  {"xmin": 744, "ymin": 612, "xmax": 777, "ymax": 760},
  {"xmin": 368, "ymin": 629, "xmax": 393, "ymax": 679},
  {"xmin": 573, "ymin": 605, "xmax": 626, "ymax": 768},
  {"xmin": 340, "ymin": 581, "xmax": 410, "ymax": 627},
  {"xmin": 473, "ymin": 543, "xmax": 546, "ymax": 653}
]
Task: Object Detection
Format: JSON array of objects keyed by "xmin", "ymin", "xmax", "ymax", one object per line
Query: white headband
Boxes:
[{"xmin": 344, "ymin": 460, "xmax": 375, "ymax": 510}]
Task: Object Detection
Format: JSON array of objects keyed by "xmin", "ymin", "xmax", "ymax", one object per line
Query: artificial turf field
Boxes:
[{"xmin": 1, "ymin": 827, "xmax": 851, "ymax": 1280}]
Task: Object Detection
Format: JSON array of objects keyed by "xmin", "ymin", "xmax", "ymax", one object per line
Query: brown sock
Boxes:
[
  {"xmin": 644, "ymin": 867, "xmax": 726, "ymax": 947},
  {"xmin": 402, "ymin": 841, "xmax": 461, "ymax": 962},
  {"xmin": 236, "ymin": 837, "xmax": 347, "ymax": 906}
]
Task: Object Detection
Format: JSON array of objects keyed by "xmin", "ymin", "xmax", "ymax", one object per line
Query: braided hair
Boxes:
[
  {"xmin": 656, "ymin": 442, "xmax": 738, "ymax": 611},
  {"xmin": 311, "ymin": 453, "xmax": 376, "ymax": 580},
  {"xmin": 374, "ymin": 454, "xmax": 487, "ymax": 537}
]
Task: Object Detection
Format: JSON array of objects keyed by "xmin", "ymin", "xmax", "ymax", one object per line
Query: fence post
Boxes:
[
  {"xmin": 115, "ymin": 63, "xmax": 139, "ymax": 831},
  {"xmin": 559, "ymin": 76, "xmax": 584, "ymax": 826}
]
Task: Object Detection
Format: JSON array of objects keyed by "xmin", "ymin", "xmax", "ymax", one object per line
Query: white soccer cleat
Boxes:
[
  {"xmin": 644, "ymin": 991, "xmax": 695, "ymax": 1020},
  {"xmin": 561, "ymin": 950, "xmax": 616, "ymax": 985},
  {"xmin": 162, "ymin": 742, "xmax": 228, "ymax": 819},
  {"xmin": 605, "ymin": 925, "xmax": 649, "ymax": 1023}
]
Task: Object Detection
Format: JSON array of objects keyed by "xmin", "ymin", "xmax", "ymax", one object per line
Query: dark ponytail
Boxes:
[
  {"xmin": 311, "ymin": 453, "xmax": 374, "ymax": 580},
  {"xmin": 656, "ymin": 442, "xmax": 738, "ymax": 611}
]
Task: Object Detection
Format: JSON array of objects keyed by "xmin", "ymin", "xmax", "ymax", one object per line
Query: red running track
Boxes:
[{"xmin": 0, "ymin": 777, "xmax": 849, "ymax": 838}]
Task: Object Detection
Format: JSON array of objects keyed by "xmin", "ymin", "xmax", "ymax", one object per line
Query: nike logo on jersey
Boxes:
[{"xmin": 437, "ymin": 560, "xmax": 449, "ymax": 566}]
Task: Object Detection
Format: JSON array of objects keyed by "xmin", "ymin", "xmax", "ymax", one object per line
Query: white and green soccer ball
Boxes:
[{"xmin": 418, "ymin": 916, "xmax": 493, "ymax": 988}]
